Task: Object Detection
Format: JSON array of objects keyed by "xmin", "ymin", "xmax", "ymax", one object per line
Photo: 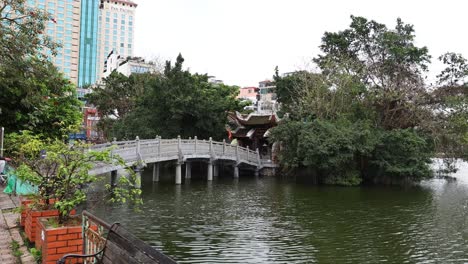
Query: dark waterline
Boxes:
[{"xmin": 89, "ymin": 162, "xmax": 468, "ymax": 263}]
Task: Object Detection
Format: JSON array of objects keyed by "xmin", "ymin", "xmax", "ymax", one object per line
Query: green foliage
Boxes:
[
  {"xmin": 0, "ymin": 0, "xmax": 59, "ymax": 64},
  {"xmin": 10, "ymin": 240, "xmax": 22, "ymax": 257},
  {"xmin": 270, "ymin": 15, "xmax": 446, "ymax": 185},
  {"xmin": 369, "ymin": 129, "xmax": 433, "ymax": 181},
  {"xmin": 0, "ymin": 0, "xmax": 82, "ymax": 138},
  {"xmin": 89, "ymin": 54, "xmax": 243, "ymax": 140},
  {"xmin": 29, "ymin": 247, "xmax": 42, "ymax": 263},
  {"xmin": 7, "ymin": 131, "xmax": 142, "ymax": 224}
]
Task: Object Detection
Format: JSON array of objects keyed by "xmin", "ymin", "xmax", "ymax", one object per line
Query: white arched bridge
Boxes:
[{"xmin": 88, "ymin": 136, "xmax": 277, "ymax": 186}]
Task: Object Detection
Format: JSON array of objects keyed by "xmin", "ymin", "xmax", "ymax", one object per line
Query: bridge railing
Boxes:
[{"xmin": 90, "ymin": 137, "xmax": 263, "ymax": 167}]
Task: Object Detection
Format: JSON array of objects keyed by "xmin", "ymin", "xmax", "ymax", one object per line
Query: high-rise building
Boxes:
[
  {"xmin": 27, "ymin": 0, "xmax": 81, "ymax": 84},
  {"xmin": 97, "ymin": 0, "xmax": 137, "ymax": 81},
  {"xmin": 78, "ymin": 0, "xmax": 100, "ymax": 87}
]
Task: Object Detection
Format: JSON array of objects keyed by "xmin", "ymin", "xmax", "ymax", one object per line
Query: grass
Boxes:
[
  {"xmin": 10, "ymin": 239, "xmax": 22, "ymax": 257},
  {"xmin": 29, "ymin": 248, "xmax": 42, "ymax": 263}
]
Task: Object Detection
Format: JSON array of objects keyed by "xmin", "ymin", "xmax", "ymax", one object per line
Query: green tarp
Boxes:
[{"xmin": 3, "ymin": 165, "xmax": 38, "ymax": 195}]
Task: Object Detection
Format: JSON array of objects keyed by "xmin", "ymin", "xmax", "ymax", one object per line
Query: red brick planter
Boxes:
[
  {"xmin": 36, "ymin": 217, "xmax": 83, "ymax": 264},
  {"xmin": 20, "ymin": 197, "xmax": 58, "ymax": 228},
  {"xmin": 24, "ymin": 205, "xmax": 75, "ymax": 244},
  {"xmin": 19, "ymin": 197, "xmax": 34, "ymax": 227},
  {"xmin": 25, "ymin": 208, "xmax": 59, "ymax": 243}
]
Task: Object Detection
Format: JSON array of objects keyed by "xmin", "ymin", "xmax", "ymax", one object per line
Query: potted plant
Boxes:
[
  {"xmin": 8, "ymin": 131, "xmax": 142, "ymax": 263},
  {"xmin": 7, "ymin": 131, "xmax": 63, "ymax": 242}
]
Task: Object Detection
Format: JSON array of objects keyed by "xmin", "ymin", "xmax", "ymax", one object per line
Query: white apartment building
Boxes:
[{"xmin": 96, "ymin": 0, "xmax": 137, "ymax": 80}]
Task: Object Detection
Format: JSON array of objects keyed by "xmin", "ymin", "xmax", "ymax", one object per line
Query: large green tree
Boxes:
[
  {"xmin": 270, "ymin": 16, "xmax": 465, "ymax": 185},
  {"xmin": 89, "ymin": 54, "xmax": 243, "ymax": 140},
  {"xmin": 0, "ymin": 0, "xmax": 82, "ymax": 138}
]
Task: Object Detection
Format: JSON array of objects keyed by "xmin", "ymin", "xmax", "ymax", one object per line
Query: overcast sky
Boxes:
[{"xmin": 133, "ymin": 0, "xmax": 468, "ymax": 87}]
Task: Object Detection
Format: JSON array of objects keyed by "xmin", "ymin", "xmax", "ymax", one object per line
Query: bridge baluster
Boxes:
[
  {"xmin": 194, "ymin": 136, "xmax": 198, "ymax": 154},
  {"xmin": 158, "ymin": 136, "xmax": 161, "ymax": 157},
  {"xmin": 209, "ymin": 137, "xmax": 213, "ymax": 156},
  {"xmin": 136, "ymin": 136, "xmax": 141, "ymax": 159},
  {"xmin": 223, "ymin": 139, "xmax": 226, "ymax": 155},
  {"xmin": 177, "ymin": 135, "xmax": 181, "ymax": 152}
]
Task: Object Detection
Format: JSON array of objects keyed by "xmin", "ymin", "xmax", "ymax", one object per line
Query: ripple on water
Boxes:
[{"xmin": 90, "ymin": 164, "xmax": 468, "ymax": 263}]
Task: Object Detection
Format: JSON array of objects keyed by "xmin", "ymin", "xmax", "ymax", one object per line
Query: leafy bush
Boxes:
[{"xmin": 7, "ymin": 131, "xmax": 142, "ymax": 224}]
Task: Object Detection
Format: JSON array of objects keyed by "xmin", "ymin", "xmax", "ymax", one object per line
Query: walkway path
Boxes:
[{"xmin": 0, "ymin": 186, "xmax": 35, "ymax": 264}]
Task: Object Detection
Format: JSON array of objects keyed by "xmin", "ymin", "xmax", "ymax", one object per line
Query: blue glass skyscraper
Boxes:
[{"xmin": 78, "ymin": 0, "xmax": 99, "ymax": 87}]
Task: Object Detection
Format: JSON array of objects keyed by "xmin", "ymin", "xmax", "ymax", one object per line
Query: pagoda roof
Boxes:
[{"xmin": 228, "ymin": 111, "xmax": 279, "ymax": 126}]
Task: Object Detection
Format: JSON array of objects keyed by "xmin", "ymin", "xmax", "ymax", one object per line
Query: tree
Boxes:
[
  {"xmin": 0, "ymin": 0, "xmax": 81, "ymax": 138},
  {"xmin": 271, "ymin": 16, "xmax": 440, "ymax": 185},
  {"xmin": 91, "ymin": 54, "xmax": 243, "ymax": 140},
  {"xmin": 314, "ymin": 16, "xmax": 432, "ymax": 130},
  {"xmin": 430, "ymin": 53, "xmax": 468, "ymax": 162},
  {"xmin": 0, "ymin": 60, "xmax": 82, "ymax": 139},
  {"xmin": 7, "ymin": 131, "xmax": 142, "ymax": 224},
  {"xmin": 0, "ymin": 0, "xmax": 58, "ymax": 64}
]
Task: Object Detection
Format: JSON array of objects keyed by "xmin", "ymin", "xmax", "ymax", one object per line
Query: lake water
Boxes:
[{"xmin": 90, "ymin": 161, "xmax": 468, "ymax": 263}]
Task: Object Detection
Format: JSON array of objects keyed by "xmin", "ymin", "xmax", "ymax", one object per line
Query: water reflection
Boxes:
[{"xmin": 89, "ymin": 163, "xmax": 468, "ymax": 263}]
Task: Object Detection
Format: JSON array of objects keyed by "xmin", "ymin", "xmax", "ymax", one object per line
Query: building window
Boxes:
[
  {"xmin": 105, "ymin": 17, "xmax": 110, "ymax": 22},
  {"xmin": 128, "ymin": 21, "xmax": 132, "ymax": 26},
  {"xmin": 121, "ymin": 25, "xmax": 125, "ymax": 30},
  {"xmin": 121, "ymin": 14, "xmax": 126, "ymax": 19},
  {"xmin": 113, "ymin": 18, "xmax": 117, "ymax": 23},
  {"xmin": 121, "ymin": 19, "xmax": 125, "ymax": 24},
  {"xmin": 128, "ymin": 43, "xmax": 131, "ymax": 48},
  {"xmin": 120, "ymin": 43, "xmax": 124, "ymax": 47},
  {"xmin": 129, "ymin": 15, "xmax": 133, "ymax": 21}
]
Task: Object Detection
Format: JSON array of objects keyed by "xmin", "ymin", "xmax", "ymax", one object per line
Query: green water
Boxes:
[{"xmin": 90, "ymin": 162, "xmax": 468, "ymax": 263}]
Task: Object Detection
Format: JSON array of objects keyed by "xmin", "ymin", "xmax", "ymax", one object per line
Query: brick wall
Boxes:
[
  {"xmin": 37, "ymin": 218, "xmax": 84, "ymax": 264},
  {"xmin": 25, "ymin": 209, "xmax": 60, "ymax": 243},
  {"xmin": 19, "ymin": 198, "xmax": 34, "ymax": 227}
]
